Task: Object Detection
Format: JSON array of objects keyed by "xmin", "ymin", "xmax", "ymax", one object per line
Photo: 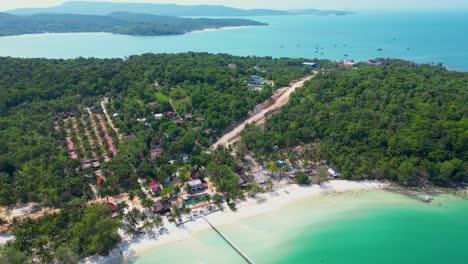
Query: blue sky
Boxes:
[{"xmin": 1, "ymin": 0, "xmax": 468, "ymax": 11}]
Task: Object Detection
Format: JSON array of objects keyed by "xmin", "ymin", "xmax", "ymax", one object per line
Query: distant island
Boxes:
[
  {"xmin": 7, "ymin": 1, "xmax": 355, "ymax": 17},
  {"xmin": 0, "ymin": 12, "xmax": 266, "ymax": 37}
]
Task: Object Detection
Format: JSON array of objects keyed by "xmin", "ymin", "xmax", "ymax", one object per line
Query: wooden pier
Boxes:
[{"xmin": 201, "ymin": 216, "xmax": 255, "ymax": 264}]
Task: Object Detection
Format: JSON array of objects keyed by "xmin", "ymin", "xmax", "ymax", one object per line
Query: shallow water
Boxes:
[
  {"xmin": 129, "ymin": 190, "xmax": 468, "ymax": 264},
  {"xmin": 1, "ymin": 10, "xmax": 468, "ymax": 70}
]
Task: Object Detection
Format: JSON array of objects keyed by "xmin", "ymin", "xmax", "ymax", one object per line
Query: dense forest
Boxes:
[
  {"xmin": 0, "ymin": 12, "xmax": 265, "ymax": 36},
  {"xmin": 0, "ymin": 53, "xmax": 313, "ymax": 206},
  {"xmin": 241, "ymin": 60, "xmax": 468, "ymax": 186},
  {"xmin": 0, "ymin": 53, "xmax": 316, "ymax": 261}
]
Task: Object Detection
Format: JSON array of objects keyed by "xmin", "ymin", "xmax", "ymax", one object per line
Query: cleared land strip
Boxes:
[{"xmin": 211, "ymin": 74, "xmax": 314, "ymax": 150}]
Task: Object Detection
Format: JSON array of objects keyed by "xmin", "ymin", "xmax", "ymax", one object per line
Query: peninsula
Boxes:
[{"xmin": 0, "ymin": 12, "xmax": 266, "ymax": 37}]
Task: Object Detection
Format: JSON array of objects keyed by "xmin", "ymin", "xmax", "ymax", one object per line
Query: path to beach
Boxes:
[
  {"xmin": 101, "ymin": 97, "xmax": 123, "ymax": 142},
  {"xmin": 211, "ymin": 74, "xmax": 315, "ymax": 150}
]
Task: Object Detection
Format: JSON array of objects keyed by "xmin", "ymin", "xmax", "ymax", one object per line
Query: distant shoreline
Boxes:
[{"xmin": 0, "ymin": 25, "xmax": 262, "ymax": 38}]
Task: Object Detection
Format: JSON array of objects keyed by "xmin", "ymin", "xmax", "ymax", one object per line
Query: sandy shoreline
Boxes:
[
  {"xmin": 84, "ymin": 180, "xmax": 388, "ymax": 264},
  {"xmin": 189, "ymin": 25, "xmax": 257, "ymax": 34}
]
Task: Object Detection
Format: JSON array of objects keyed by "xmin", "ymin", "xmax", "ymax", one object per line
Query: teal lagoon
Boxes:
[
  {"xmin": 128, "ymin": 190, "xmax": 468, "ymax": 264},
  {"xmin": 1, "ymin": 10, "xmax": 468, "ymax": 70}
]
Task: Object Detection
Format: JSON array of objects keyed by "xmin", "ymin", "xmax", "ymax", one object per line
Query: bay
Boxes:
[{"xmin": 1, "ymin": 10, "xmax": 468, "ymax": 70}]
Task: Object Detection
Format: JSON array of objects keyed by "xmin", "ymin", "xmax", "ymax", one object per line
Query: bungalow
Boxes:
[
  {"xmin": 150, "ymin": 179, "xmax": 162, "ymax": 196},
  {"xmin": 184, "ymin": 113, "xmax": 193, "ymax": 119},
  {"xmin": 187, "ymin": 179, "xmax": 205, "ymax": 193},
  {"xmin": 166, "ymin": 111, "xmax": 175, "ymax": 116},
  {"xmin": 302, "ymin": 62, "xmax": 318, "ymax": 68},
  {"xmin": 154, "ymin": 113, "xmax": 163, "ymax": 120},
  {"xmin": 228, "ymin": 63, "xmax": 237, "ymax": 69},
  {"xmin": 148, "ymin": 102, "xmax": 157, "ymax": 107},
  {"xmin": 154, "ymin": 200, "xmax": 171, "ymax": 214},
  {"xmin": 112, "ymin": 113, "xmax": 120, "ymax": 118},
  {"xmin": 249, "ymin": 75, "xmax": 265, "ymax": 85},
  {"xmin": 173, "ymin": 118, "xmax": 184, "ymax": 125},
  {"xmin": 137, "ymin": 118, "xmax": 146, "ymax": 122},
  {"xmin": 196, "ymin": 116, "xmax": 205, "ymax": 122},
  {"xmin": 150, "ymin": 148, "xmax": 162, "ymax": 159},
  {"xmin": 92, "ymin": 161, "xmax": 101, "ymax": 169}
]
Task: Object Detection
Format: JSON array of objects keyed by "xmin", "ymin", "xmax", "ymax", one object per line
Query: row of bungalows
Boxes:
[{"xmin": 81, "ymin": 158, "xmax": 100, "ymax": 169}]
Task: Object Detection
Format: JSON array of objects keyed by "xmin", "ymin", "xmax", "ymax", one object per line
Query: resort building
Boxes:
[
  {"xmin": 186, "ymin": 179, "xmax": 205, "ymax": 193},
  {"xmin": 302, "ymin": 62, "xmax": 318, "ymax": 68},
  {"xmin": 249, "ymin": 75, "xmax": 265, "ymax": 85},
  {"xmin": 173, "ymin": 118, "xmax": 184, "ymax": 125},
  {"xmin": 154, "ymin": 113, "xmax": 163, "ymax": 120},
  {"xmin": 343, "ymin": 60, "xmax": 355, "ymax": 68},
  {"xmin": 154, "ymin": 200, "xmax": 171, "ymax": 214}
]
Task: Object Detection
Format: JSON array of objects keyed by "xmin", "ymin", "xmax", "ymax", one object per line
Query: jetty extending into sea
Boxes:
[{"xmin": 202, "ymin": 216, "xmax": 255, "ymax": 264}]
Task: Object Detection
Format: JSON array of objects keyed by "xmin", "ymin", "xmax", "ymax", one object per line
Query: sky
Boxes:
[{"xmin": 1, "ymin": 0, "xmax": 468, "ymax": 11}]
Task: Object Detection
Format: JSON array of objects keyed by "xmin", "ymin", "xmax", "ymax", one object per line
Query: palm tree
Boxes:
[
  {"xmin": 141, "ymin": 220, "xmax": 154, "ymax": 232},
  {"xmin": 116, "ymin": 201, "xmax": 129, "ymax": 216},
  {"xmin": 127, "ymin": 190, "xmax": 137, "ymax": 206},
  {"xmin": 153, "ymin": 215, "xmax": 163, "ymax": 228},
  {"xmin": 142, "ymin": 198, "xmax": 154, "ymax": 211}
]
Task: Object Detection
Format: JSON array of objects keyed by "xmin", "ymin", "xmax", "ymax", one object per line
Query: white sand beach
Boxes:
[
  {"xmin": 84, "ymin": 180, "xmax": 388, "ymax": 264},
  {"xmin": 189, "ymin": 25, "xmax": 257, "ymax": 34}
]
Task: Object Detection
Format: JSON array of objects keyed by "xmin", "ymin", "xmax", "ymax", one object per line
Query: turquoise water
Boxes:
[
  {"xmin": 1, "ymin": 11, "xmax": 468, "ymax": 70},
  {"xmin": 130, "ymin": 190, "xmax": 468, "ymax": 264}
]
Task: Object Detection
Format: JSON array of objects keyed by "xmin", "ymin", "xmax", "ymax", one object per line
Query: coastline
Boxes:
[
  {"xmin": 0, "ymin": 25, "xmax": 260, "ymax": 39},
  {"xmin": 188, "ymin": 25, "xmax": 259, "ymax": 34},
  {"xmin": 84, "ymin": 180, "xmax": 388, "ymax": 264}
]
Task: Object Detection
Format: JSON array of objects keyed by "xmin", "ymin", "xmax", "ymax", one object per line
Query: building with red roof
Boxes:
[{"xmin": 150, "ymin": 179, "xmax": 162, "ymax": 196}]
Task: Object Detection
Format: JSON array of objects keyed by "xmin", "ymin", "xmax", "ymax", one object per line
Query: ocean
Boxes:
[
  {"xmin": 1, "ymin": 10, "xmax": 468, "ymax": 70},
  {"xmin": 128, "ymin": 190, "xmax": 468, "ymax": 264}
]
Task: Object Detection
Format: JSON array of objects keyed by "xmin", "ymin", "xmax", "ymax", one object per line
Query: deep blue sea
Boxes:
[{"xmin": 1, "ymin": 10, "xmax": 468, "ymax": 70}]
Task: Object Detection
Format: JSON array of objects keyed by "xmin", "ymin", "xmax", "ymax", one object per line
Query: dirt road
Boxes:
[{"xmin": 211, "ymin": 74, "xmax": 314, "ymax": 150}]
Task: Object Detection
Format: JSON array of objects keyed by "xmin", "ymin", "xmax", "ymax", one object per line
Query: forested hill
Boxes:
[
  {"xmin": 242, "ymin": 60, "xmax": 468, "ymax": 186},
  {"xmin": 8, "ymin": 1, "xmax": 354, "ymax": 17},
  {"xmin": 0, "ymin": 12, "xmax": 265, "ymax": 37}
]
